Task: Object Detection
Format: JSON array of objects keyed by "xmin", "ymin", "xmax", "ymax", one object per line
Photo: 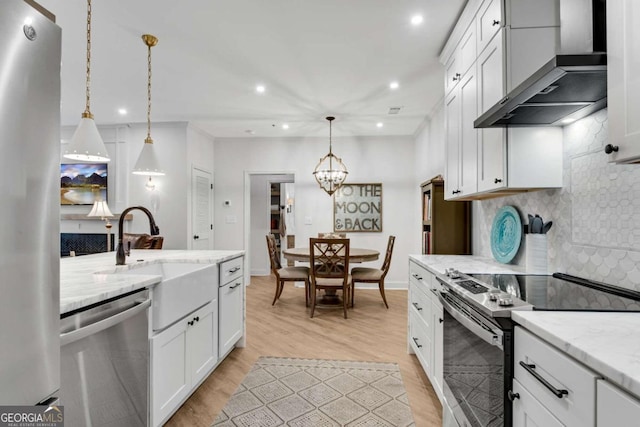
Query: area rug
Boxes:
[{"xmin": 212, "ymin": 357, "xmax": 416, "ymax": 427}]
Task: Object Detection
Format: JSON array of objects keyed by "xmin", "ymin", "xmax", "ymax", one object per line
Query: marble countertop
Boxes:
[
  {"xmin": 61, "ymin": 249, "xmax": 244, "ymax": 315},
  {"xmin": 513, "ymin": 311, "xmax": 640, "ymax": 400},
  {"xmin": 409, "ymin": 254, "xmax": 528, "ymax": 276}
]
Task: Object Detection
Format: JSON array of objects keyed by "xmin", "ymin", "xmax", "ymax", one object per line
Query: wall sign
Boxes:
[{"xmin": 333, "ymin": 183, "xmax": 382, "ymax": 232}]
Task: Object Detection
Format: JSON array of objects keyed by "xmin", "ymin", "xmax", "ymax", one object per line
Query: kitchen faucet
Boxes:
[{"xmin": 116, "ymin": 206, "xmax": 160, "ymax": 265}]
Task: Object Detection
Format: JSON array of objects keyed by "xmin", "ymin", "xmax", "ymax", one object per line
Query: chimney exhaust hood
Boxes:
[
  {"xmin": 475, "ymin": 0, "xmax": 607, "ymax": 128},
  {"xmin": 474, "ymin": 53, "xmax": 607, "ymax": 128}
]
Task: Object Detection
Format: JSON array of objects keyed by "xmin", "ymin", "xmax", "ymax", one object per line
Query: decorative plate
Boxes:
[{"xmin": 491, "ymin": 206, "xmax": 522, "ymax": 263}]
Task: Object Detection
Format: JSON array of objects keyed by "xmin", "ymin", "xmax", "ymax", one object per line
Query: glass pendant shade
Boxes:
[
  {"xmin": 313, "ymin": 116, "xmax": 348, "ymax": 195},
  {"xmin": 132, "ymin": 137, "xmax": 164, "ymax": 176}
]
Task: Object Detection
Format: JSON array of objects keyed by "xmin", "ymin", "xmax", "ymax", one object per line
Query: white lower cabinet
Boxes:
[
  {"xmin": 514, "ymin": 326, "xmax": 599, "ymax": 427},
  {"xmin": 408, "ymin": 260, "xmax": 443, "ymax": 402},
  {"xmin": 151, "ymin": 301, "xmax": 217, "ymax": 427},
  {"xmin": 512, "ymin": 378, "xmax": 564, "ymax": 427},
  {"xmin": 219, "ymin": 257, "xmax": 245, "ymax": 358},
  {"xmin": 597, "ymin": 380, "xmax": 640, "ymax": 426}
]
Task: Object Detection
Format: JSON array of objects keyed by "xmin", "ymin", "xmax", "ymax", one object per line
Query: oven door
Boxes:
[{"xmin": 440, "ymin": 290, "xmax": 508, "ymax": 427}]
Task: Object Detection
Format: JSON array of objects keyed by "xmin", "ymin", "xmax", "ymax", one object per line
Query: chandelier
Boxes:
[
  {"xmin": 132, "ymin": 34, "xmax": 164, "ymax": 176},
  {"xmin": 313, "ymin": 116, "xmax": 348, "ymax": 195}
]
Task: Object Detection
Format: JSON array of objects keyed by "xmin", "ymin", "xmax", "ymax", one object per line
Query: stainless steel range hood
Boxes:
[
  {"xmin": 474, "ymin": 53, "xmax": 607, "ymax": 128},
  {"xmin": 475, "ymin": 0, "xmax": 607, "ymax": 128}
]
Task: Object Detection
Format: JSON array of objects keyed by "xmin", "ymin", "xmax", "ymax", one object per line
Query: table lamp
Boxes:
[{"xmin": 88, "ymin": 200, "xmax": 114, "ymax": 252}]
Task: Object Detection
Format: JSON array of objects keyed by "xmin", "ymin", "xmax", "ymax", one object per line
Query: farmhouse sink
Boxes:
[{"xmin": 117, "ymin": 262, "xmax": 217, "ymax": 331}]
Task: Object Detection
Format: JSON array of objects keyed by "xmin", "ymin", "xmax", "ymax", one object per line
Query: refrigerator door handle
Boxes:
[{"xmin": 60, "ymin": 299, "xmax": 150, "ymax": 346}]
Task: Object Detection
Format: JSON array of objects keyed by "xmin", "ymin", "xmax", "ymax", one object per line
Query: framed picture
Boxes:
[
  {"xmin": 333, "ymin": 183, "xmax": 382, "ymax": 232},
  {"xmin": 60, "ymin": 163, "xmax": 108, "ymax": 205}
]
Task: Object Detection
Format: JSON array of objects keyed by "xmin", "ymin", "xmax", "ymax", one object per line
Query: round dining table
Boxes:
[{"xmin": 282, "ymin": 247, "xmax": 380, "ymax": 263}]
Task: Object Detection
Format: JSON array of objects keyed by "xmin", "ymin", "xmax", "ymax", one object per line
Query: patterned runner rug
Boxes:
[{"xmin": 212, "ymin": 357, "xmax": 416, "ymax": 426}]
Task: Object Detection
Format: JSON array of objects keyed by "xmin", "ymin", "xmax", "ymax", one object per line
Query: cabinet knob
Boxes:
[
  {"xmin": 193, "ymin": 235, "xmax": 199, "ymax": 240},
  {"xmin": 439, "ymin": 318, "xmax": 444, "ymax": 324},
  {"xmin": 492, "ymin": 19, "xmax": 500, "ymax": 26},
  {"xmin": 188, "ymin": 320, "xmax": 194, "ymax": 326},
  {"xmin": 604, "ymin": 144, "xmax": 619, "ymax": 154},
  {"xmin": 494, "ymin": 178, "xmax": 503, "ymax": 184},
  {"xmin": 507, "ymin": 390, "xmax": 520, "ymax": 401},
  {"xmin": 194, "ymin": 316, "xmax": 200, "ymax": 322}
]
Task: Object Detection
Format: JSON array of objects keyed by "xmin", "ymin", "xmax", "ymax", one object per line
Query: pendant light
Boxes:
[
  {"xmin": 132, "ymin": 34, "xmax": 164, "ymax": 176},
  {"xmin": 313, "ymin": 116, "xmax": 348, "ymax": 195},
  {"xmin": 64, "ymin": 0, "xmax": 110, "ymax": 162}
]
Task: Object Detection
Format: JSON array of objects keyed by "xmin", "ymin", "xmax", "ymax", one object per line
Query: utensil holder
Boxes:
[{"xmin": 526, "ymin": 234, "xmax": 547, "ymax": 274}]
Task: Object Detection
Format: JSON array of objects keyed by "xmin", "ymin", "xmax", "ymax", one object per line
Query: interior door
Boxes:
[{"xmin": 191, "ymin": 167, "xmax": 213, "ymax": 249}]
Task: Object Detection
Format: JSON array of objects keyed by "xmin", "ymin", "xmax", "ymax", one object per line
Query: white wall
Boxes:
[{"xmin": 214, "ymin": 135, "xmax": 415, "ymax": 286}]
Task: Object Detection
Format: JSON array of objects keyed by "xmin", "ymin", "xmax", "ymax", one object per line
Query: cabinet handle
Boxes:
[
  {"xmin": 412, "ymin": 337, "xmax": 423, "ymax": 348},
  {"xmin": 507, "ymin": 390, "xmax": 520, "ymax": 401},
  {"xmin": 194, "ymin": 316, "xmax": 200, "ymax": 322},
  {"xmin": 452, "ymin": 72, "xmax": 461, "ymax": 82},
  {"xmin": 230, "ymin": 282, "xmax": 242, "ymax": 289},
  {"xmin": 188, "ymin": 320, "xmax": 194, "ymax": 326},
  {"xmin": 452, "ymin": 189, "xmax": 461, "ymax": 195},
  {"xmin": 519, "ymin": 362, "xmax": 569, "ymax": 398},
  {"xmin": 494, "ymin": 178, "xmax": 503, "ymax": 184},
  {"xmin": 604, "ymin": 144, "xmax": 619, "ymax": 154},
  {"xmin": 492, "ymin": 19, "xmax": 500, "ymax": 26},
  {"xmin": 499, "ymin": 96, "xmax": 509, "ymax": 105},
  {"xmin": 412, "ymin": 273, "xmax": 423, "ymax": 280},
  {"xmin": 228, "ymin": 266, "xmax": 241, "ymax": 273},
  {"xmin": 439, "ymin": 318, "xmax": 444, "ymax": 323},
  {"xmin": 412, "ymin": 302, "xmax": 423, "ymax": 311},
  {"xmin": 193, "ymin": 235, "xmax": 199, "ymax": 240}
]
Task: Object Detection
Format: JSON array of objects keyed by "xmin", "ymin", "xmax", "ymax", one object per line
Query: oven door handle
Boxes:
[{"xmin": 439, "ymin": 294, "xmax": 502, "ymax": 349}]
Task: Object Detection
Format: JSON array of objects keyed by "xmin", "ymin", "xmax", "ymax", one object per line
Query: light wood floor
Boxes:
[{"xmin": 165, "ymin": 275, "xmax": 442, "ymax": 427}]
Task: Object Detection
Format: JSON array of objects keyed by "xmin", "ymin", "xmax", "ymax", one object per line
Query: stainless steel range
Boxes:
[{"xmin": 437, "ymin": 270, "xmax": 640, "ymax": 427}]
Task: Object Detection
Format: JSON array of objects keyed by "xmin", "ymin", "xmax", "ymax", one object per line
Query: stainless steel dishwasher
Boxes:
[{"xmin": 60, "ymin": 288, "xmax": 151, "ymax": 427}]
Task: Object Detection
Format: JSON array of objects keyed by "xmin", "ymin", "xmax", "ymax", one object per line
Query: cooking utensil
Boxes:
[
  {"xmin": 527, "ymin": 214, "xmax": 534, "ymax": 233},
  {"xmin": 542, "ymin": 221, "xmax": 553, "ymax": 234}
]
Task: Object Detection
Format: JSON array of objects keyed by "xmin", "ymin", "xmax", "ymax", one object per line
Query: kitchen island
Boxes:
[{"xmin": 60, "ymin": 249, "xmax": 245, "ymax": 427}]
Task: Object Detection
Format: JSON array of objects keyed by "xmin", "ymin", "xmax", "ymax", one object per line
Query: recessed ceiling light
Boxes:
[
  {"xmin": 411, "ymin": 15, "xmax": 424, "ymax": 26},
  {"xmin": 390, "ymin": 81, "xmax": 399, "ymax": 90},
  {"xmin": 282, "ymin": 124, "xmax": 289, "ymax": 130},
  {"xmin": 376, "ymin": 122, "xmax": 384, "ymax": 128},
  {"xmin": 255, "ymin": 85, "xmax": 266, "ymax": 94},
  {"xmin": 118, "ymin": 108, "xmax": 127, "ymax": 115}
]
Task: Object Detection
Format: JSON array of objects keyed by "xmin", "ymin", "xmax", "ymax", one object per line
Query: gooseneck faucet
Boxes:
[{"xmin": 116, "ymin": 206, "xmax": 160, "ymax": 265}]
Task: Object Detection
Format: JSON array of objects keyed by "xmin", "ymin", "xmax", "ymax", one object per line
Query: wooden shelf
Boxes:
[{"xmin": 421, "ymin": 176, "xmax": 470, "ymax": 255}]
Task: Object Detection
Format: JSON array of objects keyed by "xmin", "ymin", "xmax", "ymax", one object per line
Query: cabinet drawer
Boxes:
[
  {"xmin": 409, "ymin": 310, "xmax": 431, "ymax": 371},
  {"xmin": 512, "ymin": 378, "xmax": 563, "ymax": 427},
  {"xmin": 220, "ymin": 256, "xmax": 243, "ymax": 285},
  {"xmin": 410, "ymin": 285, "xmax": 432, "ymax": 327},
  {"xmin": 597, "ymin": 380, "xmax": 640, "ymax": 426},
  {"xmin": 409, "ymin": 261, "xmax": 432, "ymax": 288},
  {"xmin": 514, "ymin": 327, "xmax": 599, "ymax": 427}
]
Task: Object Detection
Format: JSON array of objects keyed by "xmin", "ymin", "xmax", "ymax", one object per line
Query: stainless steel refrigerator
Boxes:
[{"xmin": 0, "ymin": 0, "xmax": 61, "ymax": 405}]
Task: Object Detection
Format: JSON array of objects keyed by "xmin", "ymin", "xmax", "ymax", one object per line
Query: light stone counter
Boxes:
[
  {"xmin": 409, "ymin": 254, "xmax": 528, "ymax": 276},
  {"xmin": 513, "ymin": 311, "xmax": 640, "ymax": 400},
  {"xmin": 61, "ymin": 249, "xmax": 244, "ymax": 315}
]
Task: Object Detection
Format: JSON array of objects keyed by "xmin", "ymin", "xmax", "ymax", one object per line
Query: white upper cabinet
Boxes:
[
  {"xmin": 606, "ymin": 0, "xmax": 640, "ymax": 164},
  {"xmin": 477, "ymin": 0, "xmax": 503, "ymax": 54},
  {"xmin": 441, "ymin": 0, "xmax": 563, "ymax": 200}
]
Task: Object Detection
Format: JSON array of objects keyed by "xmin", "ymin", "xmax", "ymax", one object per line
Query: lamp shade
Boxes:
[
  {"xmin": 132, "ymin": 138, "xmax": 165, "ymax": 176},
  {"xmin": 63, "ymin": 116, "xmax": 111, "ymax": 162},
  {"xmin": 87, "ymin": 200, "xmax": 114, "ymax": 219}
]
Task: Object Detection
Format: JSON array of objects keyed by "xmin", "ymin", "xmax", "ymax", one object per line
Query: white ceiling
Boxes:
[{"xmin": 37, "ymin": 0, "xmax": 466, "ymax": 138}]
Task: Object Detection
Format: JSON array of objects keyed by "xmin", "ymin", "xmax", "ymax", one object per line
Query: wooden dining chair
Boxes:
[
  {"xmin": 309, "ymin": 238, "xmax": 352, "ymax": 318},
  {"xmin": 318, "ymin": 232, "xmax": 347, "ymax": 238},
  {"xmin": 351, "ymin": 235, "xmax": 395, "ymax": 308},
  {"xmin": 266, "ymin": 234, "xmax": 310, "ymax": 306}
]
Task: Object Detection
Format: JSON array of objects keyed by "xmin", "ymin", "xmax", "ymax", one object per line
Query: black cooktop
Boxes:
[{"xmin": 468, "ymin": 272, "xmax": 640, "ymax": 311}]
